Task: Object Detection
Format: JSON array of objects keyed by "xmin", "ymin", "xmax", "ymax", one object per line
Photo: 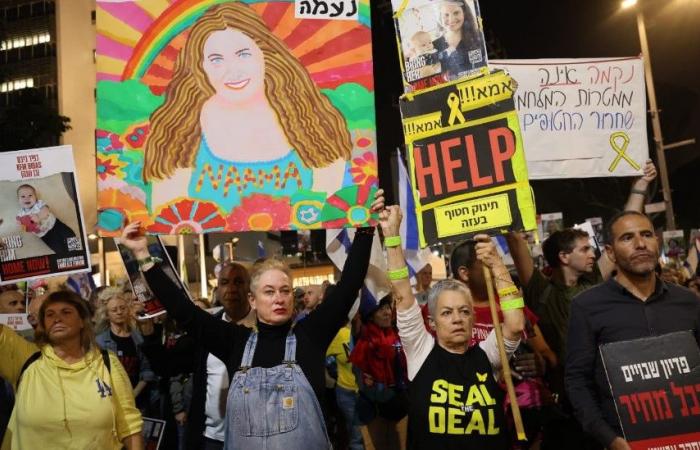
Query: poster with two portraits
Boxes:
[
  {"xmin": 392, "ymin": 0, "xmax": 488, "ymax": 92},
  {"xmin": 0, "ymin": 146, "xmax": 90, "ymax": 285}
]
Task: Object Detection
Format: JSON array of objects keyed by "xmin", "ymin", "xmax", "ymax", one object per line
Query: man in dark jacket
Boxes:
[{"xmin": 143, "ymin": 262, "xmax": 253, "ymax": 450}]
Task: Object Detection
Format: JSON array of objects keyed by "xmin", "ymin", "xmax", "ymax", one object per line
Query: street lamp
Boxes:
[{"xmin": 622, "ymin": 0, "xmax": 676, "ymax": 229}]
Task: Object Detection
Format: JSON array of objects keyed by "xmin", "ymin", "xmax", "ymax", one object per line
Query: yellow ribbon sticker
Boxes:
[
  {"xmin": 447, "ymin": 92, "xmax": 465, "ymax": 126},
  {"xmin": 608, "ymin": 131, "xmax": 640, "ymax": 172}
]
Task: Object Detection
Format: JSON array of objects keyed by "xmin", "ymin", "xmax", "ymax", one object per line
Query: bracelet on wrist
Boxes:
[
  {"xmin": 630, "ymin": 188, "xmax": 647, "ymax": 196},
  {"xmin": 384, "ymin": 235, "xmax": 401, "ymax": 248},
  {"xmin": 500, "ymin": 297, "xmax": 525, "ymax": 311},
  {"xmin": 497, "ymin": 285, "xmax": 519, "ymax": 298},
  {"xmin": 387, "ymin": 266, "xmax": 409, "ymax": 281}
]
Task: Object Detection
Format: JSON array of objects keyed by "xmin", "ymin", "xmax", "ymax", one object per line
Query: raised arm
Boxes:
[
  {"xmin": 302, "ymin": 190, "xmax": 384, "ymax": 346},
  {"xmin": 0, "ymin": 324, "xmax": 39, "ymax": 387},
  {"xmin": 119, "ymin": 222, "xmax": 238, "ymax": 364},
  {"xmin": 623, "ymin": 159, "xmax": 656, "ymax": 212},
  {"xmin": 379, "ymin": 205, "xmax": 434, "ymax": 380},
  {"xmin": 475, "ymin": 234, "xmax": 525, "ymax": 341},
  {"xmin": 504, "ymin": 232, "xmax": 535, "ymax": 288}
]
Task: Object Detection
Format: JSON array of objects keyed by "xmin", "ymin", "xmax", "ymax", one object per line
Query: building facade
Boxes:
[{"xmin": 0, "ymin": 0, "xmax": 57, "ymax": 108}]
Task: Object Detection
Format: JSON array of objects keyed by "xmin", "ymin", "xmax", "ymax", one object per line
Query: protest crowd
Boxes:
[
  {"xmin": 1, "ymin": 162, "xmax": 699, "ymax": 450},
  {"xmin": 1, "ymin": 1, "xmax": 699, "ymax": 449}
]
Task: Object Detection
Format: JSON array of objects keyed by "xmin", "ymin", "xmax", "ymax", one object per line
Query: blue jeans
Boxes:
[{"xmin": 336, "ymin": 386, "xmax": 365, "ymax": 450}]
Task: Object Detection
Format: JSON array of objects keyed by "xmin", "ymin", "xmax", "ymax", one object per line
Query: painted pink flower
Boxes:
[
  {"xmin": 349, "ymin": 151, "xmax": 378, "ymax": 185},
  {"xmin": 226, "ymin": 194, "xmax": 292, "ymax": 231}
]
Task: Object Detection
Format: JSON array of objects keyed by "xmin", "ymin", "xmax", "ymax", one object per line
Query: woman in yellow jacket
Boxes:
[{"xmin": 0, "ymin": 290, "xmax": 143, "ymax": 449}]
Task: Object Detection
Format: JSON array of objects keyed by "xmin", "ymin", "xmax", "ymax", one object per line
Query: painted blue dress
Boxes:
[{"xmin": 187, "ymin": 135, "xmax": 313, "ymax": 211}]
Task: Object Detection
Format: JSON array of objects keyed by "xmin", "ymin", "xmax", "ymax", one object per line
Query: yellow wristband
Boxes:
[
  {"xmin": 497, "ymin": 285, "xmax": 519, "ymax": 298},
  {"xmin": 388, "ymin": 266, "xmax": 409, "ymax": 280},
  {"xmin": 500, "ymin": 297, "xmax": 525, "ymax": 311},
  {"xmin": 384, "ymin": 235, "xmax": 401, "ymax": 248}
]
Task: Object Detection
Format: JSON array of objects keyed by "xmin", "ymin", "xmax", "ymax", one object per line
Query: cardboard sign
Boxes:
[
  {"xmin": 539, "ymin": 212, "xmax": 563, "ymax": 241},
  {"xmin": 0, "ymin": 146, "xmax": 91, "ymax": 284},
  {"xmin": 662, "ymin": 230, "xmax": 685, "ymax": 260},
  {"xmin": 600, "ymin": 331, "xmax": 700, "ymax": 450},
  {"xmin": 96, "ymin": 0, "xmax": 377, "ymax": 235},
  {"xmin": 491, "ymin": 57, "xmax": 648, "ymax": 179},
  {"xmin": 114, "ymin": 236, "xmax": 185, "ymax": 319},
  {"xmin": 142, "ymin": 417, "xmax": 166, "ymax": 450},
  {"xmin": 0, "ymin": 313, "xmax": 32, "ymax": 332},
  {"xmin": 399, "ymin": 70, "xmax": 536, "ymax": 246},
  {"xmin": 391, "ymin": 0, "xmax": 488, "ymax": 92}
]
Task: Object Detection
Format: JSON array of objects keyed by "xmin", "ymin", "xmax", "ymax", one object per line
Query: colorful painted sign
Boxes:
[
  {"xmin": 399, "ymin": 69, "xmax": 536, "ymax": 246},
  {"xmin": 491, "ymin": 57, "xmax": 648, "ymax": 179},
  {"xmin": 0, "ymin": 146, "xmax": 91, "ymax": 284},
  {"xmin": 96, "ymin": 0, "xmax": 377, "ymax": 235}
]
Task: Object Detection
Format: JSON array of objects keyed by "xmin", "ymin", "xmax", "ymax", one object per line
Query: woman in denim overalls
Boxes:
[{"xmin": 120, "ymin": 191, "xmax": 384, "ymax": 449}]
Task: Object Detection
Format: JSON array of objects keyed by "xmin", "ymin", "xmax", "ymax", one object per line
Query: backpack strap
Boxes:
[
  {"xmin": 17, "ymin": 351, "xmax": 42, "ymax": 387},
  {"xmin": 100, "ymin": 349, "xmax": 111, "ymax": 373}
]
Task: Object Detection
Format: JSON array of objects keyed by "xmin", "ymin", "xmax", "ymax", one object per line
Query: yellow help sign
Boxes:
[{"xmin": 399, "ymin": 70, "xmax": 536, "ymax": 246}]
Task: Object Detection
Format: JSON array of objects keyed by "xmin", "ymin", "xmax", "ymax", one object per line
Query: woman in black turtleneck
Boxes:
[{"xmin": 118, "ymin": 191, "xmax": 382, "ymax": 450}]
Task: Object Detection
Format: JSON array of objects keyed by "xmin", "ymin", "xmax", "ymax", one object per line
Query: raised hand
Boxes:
[
  {"xmin": 370, "ymin": 188, "xmax": 385, "ymax": 214},
  {"xmin": 120, "ymin": 221, "xmax": 150, "ymax": 260},
  {"xmin": 378, "ymin": 205, "xmax": 402, "ymax": 239},
  {"xmin": 474, "ymin": 234, "xmax": 504, "ymax": 270}
]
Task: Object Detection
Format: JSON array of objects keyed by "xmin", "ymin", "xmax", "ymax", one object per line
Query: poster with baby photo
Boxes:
[
  {"xmin": 391, "ymin": 0, "xmax": 488, "ymax": 92},
  {"xmin": 0, "ymin": 146, "xmax": 91, "ymax": 285}
]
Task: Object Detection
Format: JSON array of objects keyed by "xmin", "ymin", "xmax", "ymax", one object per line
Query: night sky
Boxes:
[{"xmin": 373, "ymin": 0, "xmax": 700, "ymax": 230}]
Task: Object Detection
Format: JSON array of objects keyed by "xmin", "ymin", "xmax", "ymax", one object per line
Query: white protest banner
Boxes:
[
  {"xmin": 0, "ymin": 146, "xmax": 91, "ymax": 284},
  {"xmin": 0, "ymin": 313, "xmax": 32, "ymax": 331},
  {"xmin": 491, "ymin": 57, "xmax": 648, "ymax": 179}
]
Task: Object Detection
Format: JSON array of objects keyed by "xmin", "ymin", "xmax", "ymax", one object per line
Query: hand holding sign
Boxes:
[
  {"xmin": 378, "ymin": 205, "xmax": 402, "ymax": 240},
  {"xmin": 608, "ymin": 437, "xmax": 632, "ymax": 450}
]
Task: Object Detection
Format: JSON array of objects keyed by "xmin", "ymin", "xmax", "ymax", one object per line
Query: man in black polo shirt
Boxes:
[{"xmin": 566, "ymin": 211, "xmax": 700, "ymax": 450}]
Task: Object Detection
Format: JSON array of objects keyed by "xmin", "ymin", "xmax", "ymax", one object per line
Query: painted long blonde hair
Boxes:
[{"xmin": 143, "ymin": 3, "xmax": 352, "ymax": 181}]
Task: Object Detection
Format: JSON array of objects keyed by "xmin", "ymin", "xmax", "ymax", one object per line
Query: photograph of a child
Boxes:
[
  {"xmin": 0, "ymin": 173, "xmax": 82, "ymax": 260},
  {"xmin": 395, "ymin": 0, "xmax": 487, "ymax": 90}
]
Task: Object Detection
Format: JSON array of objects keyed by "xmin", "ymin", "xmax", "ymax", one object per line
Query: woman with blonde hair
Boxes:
[
  {"xmin": 144, "ymin": 2, "xmax": 352, "ymax": 211},
  {"xmin": 118, "ymin": 191, "xmax": 383, "ymax": 449},
  {"xmin": 0, "ymin": 291, "xmax": 143, "ymax": 449},
  {"xmin": 95, "ymin": 287, "xmax": 156, "ymax": 412}
]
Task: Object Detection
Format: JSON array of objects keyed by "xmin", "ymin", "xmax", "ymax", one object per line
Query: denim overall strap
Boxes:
[
  {"xmin": 239, "ymin": 330, "xmax": 258, "ymax": 369},
  {"xmin": 282, "ymin": 331, "xmax": 296, "ymax": 364}
]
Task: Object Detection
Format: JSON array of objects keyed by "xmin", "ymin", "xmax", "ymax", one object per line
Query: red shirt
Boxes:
[{"xmin": 470, "ymin": 304, "xmax": 539, "ymax": 347}]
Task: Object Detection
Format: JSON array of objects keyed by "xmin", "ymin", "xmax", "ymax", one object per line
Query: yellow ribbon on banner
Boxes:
[
  {"xmin": 447, "ymin": 92, "xmax": 465, "ymax": 126},
  {"xmin": 608, "ymin": 132, "xmax": 641, "ymax": 172}
]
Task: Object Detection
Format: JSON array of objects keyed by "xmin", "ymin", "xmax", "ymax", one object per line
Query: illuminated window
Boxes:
[
  {"xmin": 0, "ymin": 32, "xmax": 51, "ymax": 50},
  {"xmin": 0, "ymin": 78, "xmax": 35, "ymax": 93}
]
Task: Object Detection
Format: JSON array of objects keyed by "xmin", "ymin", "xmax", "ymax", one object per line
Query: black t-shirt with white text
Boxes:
[
  {"xmin": 110, "ymin": 331, "xmax": 139, "ymax": 387},
  {"xmin": 408, "ymin": 344, "xmax": 507, "ymax": 450}
]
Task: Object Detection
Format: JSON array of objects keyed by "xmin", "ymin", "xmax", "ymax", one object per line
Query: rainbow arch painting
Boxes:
[{"xmin": 96, "ymin": 0, "xmax": 377, "ymax": 235}]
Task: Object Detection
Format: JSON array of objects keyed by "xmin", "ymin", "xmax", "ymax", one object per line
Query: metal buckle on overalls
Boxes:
[
  {"xmin": 238, "ymin": 365, "xmax": 251, "ymax": 373},
  {"xmin": 282, "ymin": 360, "xmax": 294, "ymax": 367}
]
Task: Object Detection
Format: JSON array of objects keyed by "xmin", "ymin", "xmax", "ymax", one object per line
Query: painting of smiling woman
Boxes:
[{"xmin": 95, "ymin": 0, "xmax": 377, "ymax": 234}]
